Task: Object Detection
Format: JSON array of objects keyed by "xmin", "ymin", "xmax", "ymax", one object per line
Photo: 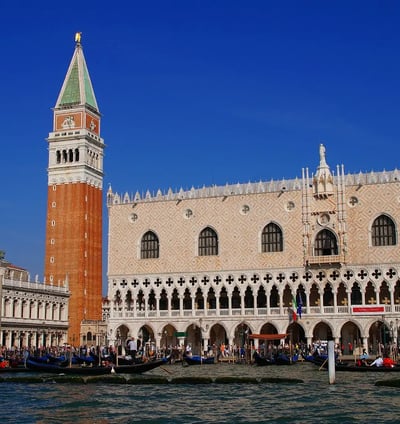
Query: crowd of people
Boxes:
[{"xmin": 1, "ymin": 338, "xmax": 399, "ymax": 368}]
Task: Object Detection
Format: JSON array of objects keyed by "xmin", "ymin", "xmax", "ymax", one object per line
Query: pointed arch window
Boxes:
[
  {"xmin": 372, "ymin": 215, "xmax": 396, "ymax": 246},
  {"xmin": 140, "ymin": 231, "xmax": 159, "ymax": 259},
  {"xmin": 314, "ymin": 229, "xmax": 338, "ymax": 256},
  {"xmin": 261, "ymin": 222, "xmax": 283, "ymax": 252},
  {"xmin": 199, "ymin": 227, "xmax": 218, "ymax": 256}
]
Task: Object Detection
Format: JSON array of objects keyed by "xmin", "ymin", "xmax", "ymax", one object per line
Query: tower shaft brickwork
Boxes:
[{"xmin": 44, "ymin": 35, "xmax": 104, "ymax": 344}]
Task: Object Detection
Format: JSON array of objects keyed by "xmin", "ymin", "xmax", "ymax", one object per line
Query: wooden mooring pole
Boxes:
[{"xmin": 328, "ymin": 340, "xmax": 336, "ymax": 384}]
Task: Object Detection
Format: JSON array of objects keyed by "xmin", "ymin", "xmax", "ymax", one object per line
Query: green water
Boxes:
[{"xmin": 0, "ymin": 362, "xmax": 398, "ymax": 423}]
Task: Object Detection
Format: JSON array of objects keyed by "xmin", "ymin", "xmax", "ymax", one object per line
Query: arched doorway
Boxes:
[
  {"xmin": 209, "ymin": 323, "xmax": 227, "ymax": 347},
  {"xmin": 159, "ymin": 324, "xmax": 178, "ymax": 356},
  {"xmin": 260, "ymin": 323, "xmax": 279, "ymax": 335},
  {"xmin": 287, "ymin": 322, "xmax": 305, "ymax": 345},
  {"xmin": 369, "ymin": 320, "xmax": 392, "ymax": 356},
  {"xmin": 115, "ymin": 324, "xmax": 130, "ymax": 355},
  {"xmin": 312, "ymin": 321, "xmax": 333, "ymax": 342},
  {"xmin": 340, "ymin": 321, "xmax": 361, "ymax": 354},
  {"xmin": 138, "ymin": 325, "xmax": 155, "ymax": 356},
  {"xmin": 185, "ymin": 322, "xmax": 203, "ymax": 355},
  {"xmin": 209, "ymin": 323, "xmax": 228, "ymax": 358},
  {"xmin": 234, "ymin": 322, "xmax": 251, "ymax": 348}
]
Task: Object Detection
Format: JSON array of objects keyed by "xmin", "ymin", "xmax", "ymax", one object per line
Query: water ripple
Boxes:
[{"xmin": 0, "ymin": 363, "xmax": 398, "ymax": 423}]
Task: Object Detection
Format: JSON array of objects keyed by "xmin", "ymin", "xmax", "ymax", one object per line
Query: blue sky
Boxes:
[{"xmin": 1, "ymin": 1, "xmax": 400, "ymax": 293}]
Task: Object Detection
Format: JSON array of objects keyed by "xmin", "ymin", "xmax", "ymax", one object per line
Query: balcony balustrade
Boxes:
[
  {"xmin": 110, "ymin": 302, "xmax": 397, "ymax": 320},
  {"xmin": 306, "ymin": 255, "xmax": 344, "ymax": 265}
]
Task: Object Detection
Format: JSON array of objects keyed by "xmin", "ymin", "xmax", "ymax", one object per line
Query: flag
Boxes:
[
  {"xmin": 297, "ymin": 294, "xmax": 303, "ymax": 319},
  {"xmin": 288, "ymin": 307, "xmax": 296, "ymax": 323},
  {"xmin": 289, "ymin": 296, "xmax": 297, "ymax": 323}
]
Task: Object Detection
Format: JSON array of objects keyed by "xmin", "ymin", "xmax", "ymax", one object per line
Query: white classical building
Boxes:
[
  {"xmin": 106, "ymin": 145, "xmax": 400, "ymax": 355},
  {"xmin": 0, "ymin": 259, "xmax": 69, "ymax": 348}
]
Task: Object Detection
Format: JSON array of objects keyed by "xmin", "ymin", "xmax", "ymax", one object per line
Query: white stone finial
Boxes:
[
  {"xmin": 314, "ymin": 143, "xmax": 333, "ymax": 198},
  {"xmin": 319, "ymin": 144, "xmax": 327, "ymax": 167}
]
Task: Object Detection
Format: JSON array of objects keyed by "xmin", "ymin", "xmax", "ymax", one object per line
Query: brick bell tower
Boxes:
[{"xmin": 44, "ymin": 33, "xmax": 104, "ymax": 345}]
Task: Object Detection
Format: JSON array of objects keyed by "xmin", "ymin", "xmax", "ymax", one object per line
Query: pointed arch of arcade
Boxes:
[
  {"xmin": 219, "ymin": 286, "xmax": 229, "ymax": 309},
  {"xmin": 232, "ymin": 322, "xmax": 253, "ymax": 361},
  {"xmin": 113, "ymin": 324, "xmax": 130, "ymax": 355},
  {"xmin": 368, "ymin": 319, "xmax": 395, "ymax": 356},
  {"xmin": 232, "ymin": 286, "xmax": 241, "ymax": 308},
  {"xmin": 159, "ymin": 323, "xmax": 178, "ymax": 352},
  {"xmin": 312, "ymin": 321, "xmax": 333, "ymax": 343},
  {"xmin": 259, "ymin": 322, "xmax": 279, "ymax": 337},
  {"xmin": 195, "ymin": 287, "xmax": 204, "ymax": 309},
  {"xmin": 287, "ymin": 322, "xmax": 306, "ymax": 345},
  {"xmin": 340, "ymin": 321, "xmax": 362, "ymax": 355},
  {"xmin": 209, "ymin": 322, "xmax": 229, "ymax": 348},
  {"xmin": 233, "ymin": 322, "xmax": 252, "ymax": 348},
  {"xmin": 257, "ymin": 285, "xmax": 267, "ymax": 307},
  {"xmin": 365, "ymin": 281, "xmax": 376, "ymax": 305},
  {"xmin": 184, "ymin": 321, "xmax": 206, "ymax": 355},
  {"xmin": 244, "ymin": 286, "xmax": 254, "ymax": 308},
  {"xmin": 207, "ymin": 287, "xmax": 216, "ymax": 309}
]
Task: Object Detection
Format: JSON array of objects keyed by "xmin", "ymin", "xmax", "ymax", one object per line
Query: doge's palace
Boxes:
[{"xmin": 106, "ymin": 145, "xmax": 400, "ymax": 356}]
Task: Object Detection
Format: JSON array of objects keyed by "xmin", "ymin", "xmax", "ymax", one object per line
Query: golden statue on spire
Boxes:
[{"xmin": 75, "ymin": 32, "xmax": 82, "ymax": 44}]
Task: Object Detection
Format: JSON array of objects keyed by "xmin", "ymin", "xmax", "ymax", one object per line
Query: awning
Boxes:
[{"xmin": 248, "ymin": 333, "xmax": 288, "ymax": 341}]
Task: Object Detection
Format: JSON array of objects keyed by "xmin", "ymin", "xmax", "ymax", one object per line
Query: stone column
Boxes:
[
  {"xmin": 305, "ymin": 289, "xmax": 311, "ymax": 315},
  {"xmin": 307, "ymin": 336, "xmax": 312, "ymax": 350},
  {"xmin": 203, "ymin": 337, "xmax": 209, "ymax": 355},
  {"xmin": 333, "ymin": 289, "xmax": 338, "ymax": 314},
  {"xmin": 347, "ymin": 291, "xmax": 351, "ymax": 313},
  {"xmin": 191, "ymin": 295, "xmax": 196, "ymax": 317},
  {"xmin": 179, "ymin": 296, "xmax": 183, "ymax": 317},
  {"xmin": 5, "ymin": 331, "xmax": 11, "ymax": 349},
  {"xmin": 279, "ymin": 291, "xmax": 284, "ymax": 315},
  {"xmin": 390, "ymin": 290, "xmax": 395, "ymax": 313},
  {"xmin": 253, "ymin": 293, "xmax": 258, "ymax": 315},
  {"xmin": 156, "ymin": 335, "xmax": 162, "ymax": 351},
  {"xmin": 363, "ymin": 336, "xmax": 368, "ymax": 352},
  {"xmin": 167, "ymin": 294, "xmax": 171, "ymax": 316}
]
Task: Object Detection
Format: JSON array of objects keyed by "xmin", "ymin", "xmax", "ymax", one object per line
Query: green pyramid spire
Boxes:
[{"xmin": 55, "ymin": 35, "xmax": 99, "ymax": 111}]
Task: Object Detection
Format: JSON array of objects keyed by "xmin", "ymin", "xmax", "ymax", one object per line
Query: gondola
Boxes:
[
  {"xmin": 114, "ymin": 358, "xmax": 169, "ymax": 374},
  {"xmin": 183, "ymin": 355, "xmax": 215, "ymax": 365},
  {"xmin": 0, "ymin": 361, "xmax": 29, "ymax": 373},
  {"xmin": 253, "ymin": 351, "xmax": 298, "ymax": 366},
  {"xmin": 303, "ymin": 353, "xmax": 329, "ymax": 366},
  {"xmin": 249, "ymin": 333, "xmax": 298, "ymax": 365},
  {"xmin": 25, "ymin": 356, "xmax": 168, "ymax": 375},
  {"xmin": 331, "ymin": 362, "xmax": 400, "ymax": 372},
  {"xmin": 313, "ymin": 356, "xmax": 400, "ymax": 372}
]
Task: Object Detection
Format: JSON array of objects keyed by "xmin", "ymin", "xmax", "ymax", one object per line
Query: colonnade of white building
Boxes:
[
  {"xmin": 106, "ymin": 265, "xmax": 400, "ymax": 355},
  {"xmin": 0, "ymin": 270, "xmax": 69, "ymax": 349}
]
